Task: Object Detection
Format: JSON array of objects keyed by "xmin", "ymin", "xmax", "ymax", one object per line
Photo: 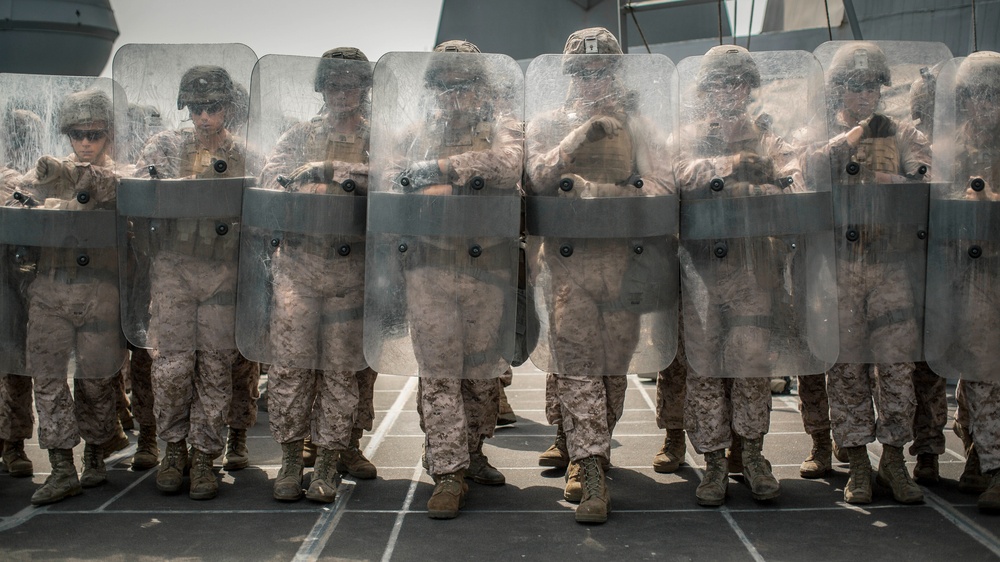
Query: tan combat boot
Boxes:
[
  {"xmin": 31, "ymin": 449, "xmax": 82, "ymax": 506},
  {"xmin": 189, "ymin": 448, "xmax": 218, "ymax": 500},
  {"xmin": 652, "ymin": 429, "xmax": 686, "ymax": 474},
  {"xmin": 156, "ymin": 440, "xmax": 188, "ymax": 494},
  {"xmin": 80, "ymin": 442, "xmax": 107, "ymax": 488},
  {"xmin": 538, "ymin": 423, "xmax": 569, "ymax": 469},
  {"xmin": 427, "ymin": 470, "xmax": 468, "ymax": 519},
  {"xmin": 337, "ymin": 428, "xmax": 377, "ymax": 480},
  {"xmin": 131, "ymin": 425, "xmax": 159, "ymax": 471},
  {"xmin": 564, "ymin": 460, "xmax": 582, "ymax": 502},
  {"xmin": 877, "ymin": 445, "xmax": 924, "ymax": 504},
  {"xmin": 800, "ymin": 431, "xmax": 833, "ymax": 479},
  {"xmin": 102, "ymin": 425, "xmax": 130, "ymax": 459},
  {"xmin": 742, "ymin": 437, "xmax": 780, "ymax": 501},
  {"xmin": 833, "ymin": 440, "xmax": 848, "ymax": 463},
  {"xmin": 844, "ymin": 446, "xmax": 873, "ymax": 503},
  {"xmin": 467, "ymin": 437, "xmax": 505, "ymax": 486},
  {"xmin": 2, "ymin": 439, "xmax": 34, "ymax": 477},
  {"xmin": 273, "ymin": 439, "xmax": 304, "ymax": 502},
  {"xmin": 223, "ymin": 428, "xmax": 249, "ymax": 471},
  {"xmin": 696, "ymin": 449, "xmax": 728, "ymax": 506},
  {"xmin": 978, "ymin": 470, "xmax": 1000, "ymax": 513},
  {"xmin": 303, "ymin": 437, "xmax": 317, "ymax": 468},
  {"xmin": 960, "ymin": 445, "xmax": 990, "ymax": 493},
  {"xmin": 497, "ymin": 386, "xmax": 516, "ymax": 426},
  {"xmin": 306, "ymin": 447, "xmax": 340, "ymax": 503},
  {"xmin": 913, "ymin": 453, "xmax": 940, "ymax": 485},
  {"xmin": 575, "ymin": 456, "xmax": 610, "ymax": 524}
]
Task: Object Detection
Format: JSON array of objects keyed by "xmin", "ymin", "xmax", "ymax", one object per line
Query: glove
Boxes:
[
  {"xmin": 288, "ymin": 161, "xmax": 334, "ymax": 186},
  {"xmin": 864, "ymin": 114, "xmax": 896, "ymax": 138},
  {"xmin": 559, "ymin": 116, "xmax": 623, "ymax": 155},
  {"xmin": 399, "ymin": 159, "xmax": 445, "ymax": 190},
  {"xmin": 732, "ymin": 151, "xmax": 774, "ymax": 185},
  {"xmin": 35, "ymin": 155, "xmax": 73, "ymax": 185}
]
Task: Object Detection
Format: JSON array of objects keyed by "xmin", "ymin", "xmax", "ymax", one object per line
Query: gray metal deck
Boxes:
[{"xmin": 1, "ymin": 366, "xmax": 998, "ymax": 561}]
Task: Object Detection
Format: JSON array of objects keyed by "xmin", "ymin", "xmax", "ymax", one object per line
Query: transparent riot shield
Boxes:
[
  {"xmin": 0, "ymin": 73, "xmax": 127, "ymax": 378},
  {"xmin": 814, "ymin": 41, "xmax": 952, "ymax": 363},
  {"xmin": 364, "ymin": 52, "xmax": 522, "ymax": 379},
  {"xmin": 676, "ymin": 49, "xmax": 838, "ymax": 379},
  {"xmin": 924, "ymin": 52, "xmax": 1000, "ymax": 382},
  {"xmin": 523, "ymin": 54, "xmax": 678, "ymax": 376},
  {"xmin": 237, "ymin": 54, "xmax": 373, "ymax": 371},
  {"xmin": 113, "ymin": 44, "xmax": 257, "ymax": 351}
]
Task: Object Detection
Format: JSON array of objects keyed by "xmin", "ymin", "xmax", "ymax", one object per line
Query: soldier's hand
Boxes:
[
  {"xmin": 585, "ymin": 116, "xmax": 623, "ymax": 142},
  {"xmin": 35, "ymin": 155, "xmax": 67, "ymax": 184},
  {"xmin": 288, "ymin": 161, "xmax": 332, "ymax": 186},
  {"xmin": 732, "ymin": 151, "xmax": 774, "ymax": 185},
  {"xmin": 399, "ymin": 159, "xmax": 445, "ymax": 191},
  {"xmin": 864, "ymin": 114, "xmax": 896, "ymax": 138}
]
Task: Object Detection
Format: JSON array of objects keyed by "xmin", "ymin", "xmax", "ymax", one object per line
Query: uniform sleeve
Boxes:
[
  {"xmin": 258, "ymin": 124, "xmax": 309, "ymax": 190},
  {"xmin": 524, "ymin": 114, "xmax": 571, "ymax": 194},
  {"xmin": 897, "ymin": 123, "xmax": 932, "ymax": 180},
  {"xmin": 134, "ymin": 130, "xmax": 183, "ymax": 179},
  {"xmin": 445, "ymin": 115, "xmax": 523, "ymax": 190}
]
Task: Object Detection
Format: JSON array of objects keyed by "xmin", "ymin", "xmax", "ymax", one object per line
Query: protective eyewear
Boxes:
[
  {"xmin": 846, "ymin": 81, "xmax": 879, "ymax": 94},
  {"xmin": 188, "ymin": 102, "xmax": 225, "ymax": 115},
  {"xmin": 68, "ymin": 129, "xmax": 107, "ymax": 142}
]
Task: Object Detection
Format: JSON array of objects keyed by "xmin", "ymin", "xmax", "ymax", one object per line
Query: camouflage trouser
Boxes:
[
  {"xmin": 0, "ymin": 373, "xmax": 34, "ymax": 441},
  {"xmin": 685, "ymin": 375, "xmax": 771, "ymax": 454},
  {"xmin": 151, "ymin": 348, "xmax": 237, "ymax": 457},
  {"xmin": 354, "ymin": 367, "xmax": 377, "ymax": 432},
  {"xmin": 267, "ymin": 366, "xmax": 362, "ymax": 450},
  {"xmin": 418, "ymin": 377, "xmax": 499, "ymax": 477},
  {"xmin": 797, "ymin": 374, "xmax": 830, "ymax": 436},
  {"xmin": 147, "ymin": 251, "xmax": 238, "ymax": 456},
  {"xmin": 227, "ymin": 354, "xmax": 260, "ymax": 430},
  {"xmin": 827, "ymin": 362, "xmax": 916, "ymax": 449},
  {"xmin": 910, "ymin": 361, "xmax": 947, "ymax": 456},
  {"xmin": 552, "ymin": 373, "xmax": 627, "ymax": 462},
  {"xmin": 655, "ymin": 324, "xmax": 687, "ymax": 430},
  {"xmin": 957, "ymin": 380, "xmax": 971, "ymax": 432},
  {"xmin": 961, "ymin": 380, "xmax": 1000, "ymax": 472},
  {"xmin": 545, "ymin": 373, "xmax": 626, "ymax": 432},
  {"xmin": 500, "ymin": 368, "xmax": 512, "ymax": 388},
  {"xmin": 34, "ymin": 377, "xmax": 117, "ymax": 450},
  {"xmin": 125, "ymin": 346, "xmax": 155, "ymax": 429}
]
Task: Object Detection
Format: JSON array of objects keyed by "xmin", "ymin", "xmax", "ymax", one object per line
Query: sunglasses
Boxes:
[
  {"xmin": 68, "ymin": 129, "xmax": 107, "ymax": 142},
  {"xmin": 188, "ymin": 102, "xmax": 225, "ymax": 115},
  {"xmin": 846, "ymin": 82, "xmax": 879, "ymax": 94}
]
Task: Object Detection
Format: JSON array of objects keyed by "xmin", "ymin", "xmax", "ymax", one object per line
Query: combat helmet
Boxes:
[
  {"xmin": 955, "ymin": 51, "xmax": 1000, "ymax": 102},
  {"xmin": 177, "ymin": 65, "xmax": 235, "ymax": 110},
  {"xmin": 424, "ymin": 40, "xmax": 484, "ymax": 89},
  {"xmin": 59, "ymin": 89, "xmax": 113, "ymax": 134},
  {"xmin": 827, "ymin": 42, "xmax": 891, "ymax": 89},
  {"xmin": 697, "ymin": 44, "xmax": 760, "ymax": 91},
  {"xmin": 562, "ymin": 27, "xmax": 622, "ymax": 76},
  {"xmin": 314, "ymin": 47, "xmax": 373, "ymax": 92}
]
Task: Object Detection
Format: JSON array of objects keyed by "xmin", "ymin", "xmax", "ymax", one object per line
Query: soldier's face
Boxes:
[
  {"xmin": 68, "ymin": 121, "xmax": 109, "ymax": 163},
  {"xmin": 842, "ymin": 81, "xmax": 881, "ymax": 120},
  {"xmin": 323, "ymin": 85, "xmax": 364, "ymax": 115},
  {"xmin": 188, "ymin": 101, "xmax": 226, "ymax": 134},
  {"xmin": 964, "ymin": 90, "xmax": 1000, "ymax": 128},
  {"xmin": 702, "ymin": 79, "xmax": 751, "ymax": 117},
  {"xmin": 435, "ymin": 80, "xmax": 476, "ymax": 112}
]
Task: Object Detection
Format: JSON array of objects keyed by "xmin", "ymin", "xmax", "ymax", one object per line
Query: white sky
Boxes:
[{"xmin": 102, "ymin": 0, "xmax": 444, "ymax": 76}]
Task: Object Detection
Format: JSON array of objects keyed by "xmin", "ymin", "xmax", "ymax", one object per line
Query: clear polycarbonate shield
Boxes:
[
  {"xmin": 523, "ymin": 53, "xmax": 678, "ymax": 376},
  {"xmin": 925, "ymin": 53, "xmax": 1000, "ymax": 382},
  {"xmin": 0, "ymin": 74, "xmax": 127, "ymax": 378},
  {"xmin": 237, "ymin": 55, "xmax": 373, "ymax": 371},
  {"xmin": 676, "ymin": 50, "xmax": 838, "ymax": 378},
  {"xmin": 814, "ymin": 41, "xmax": 952, "ymax": 363},
  {"xmin": 113, "ymin": 44, "xmax": 257, "ymax": 351},
  {"xmin": 364, "ymin": 52, "xmax": 522, "ymax": 379}
]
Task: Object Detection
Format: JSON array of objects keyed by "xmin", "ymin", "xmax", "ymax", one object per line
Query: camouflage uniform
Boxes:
[
  {"xmin": 227, "ymin": 354, "xmax": 260, "ymax": 431},
  {"xmin": 135, "ymin": 119, "xmax": 247, "ymax": 458},
  {"xmin": 259, "ymin": 112, "xmax": 371, "ymax": 452},
  {"xmin": 655, "ymin": 316, "xmax": 687, "ymax": 432},
  {"xmin": 797, "ymin": 374, "xmax": 830, "ymax": 436},
  {"xmin": 0, "ymin": 374, "xmax": 33, "ymax": 442}
]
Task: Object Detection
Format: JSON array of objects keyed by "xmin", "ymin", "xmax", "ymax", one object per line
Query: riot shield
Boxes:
[
  {"xmin": 237, "ymin": 54, "xmax": 373, "ymax": 371},
  {"xmin": 814, "ymin": 41, "xmax": 952, "ymax": 363},
  {"xmin": 523, "ymin": 53, "xmax": 678, "ymax": 376},
  {"xmin": 113, "ymin": 44, "xmax": 257, "ymax": 351},
  {"xmin": 364, "ymin": 52, "xmax": 522, "ymax": 379},
  {"xmin": 924, "ymin": 52, "xmax": 1000, "ymax": 382},
  {"xmin": 0, "ymin": 73, "xmax": 127, "ymax": 378},
  {"xmin": 676, "ymin": 49, "xmax": 838, "ymax": 379}
]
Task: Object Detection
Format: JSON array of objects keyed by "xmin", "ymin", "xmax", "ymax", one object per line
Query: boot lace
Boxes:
[{"xmin": 581, "ymin": 457, "xmax": 603, "ymax": 498}]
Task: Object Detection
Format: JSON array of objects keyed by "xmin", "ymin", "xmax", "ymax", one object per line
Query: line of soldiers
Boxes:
[{"xmin": 0, "ymin": 29, "xmax": 998, "ymax": 529}]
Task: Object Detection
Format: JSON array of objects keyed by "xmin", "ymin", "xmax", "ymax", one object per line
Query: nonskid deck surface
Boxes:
[{"xmin": 1, "ymin": 366, "xmax": 997, "ymax": 561}]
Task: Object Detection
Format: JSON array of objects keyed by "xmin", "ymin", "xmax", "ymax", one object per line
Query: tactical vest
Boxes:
[
  {"xmin": 854, "ymin": 136, "xmax": 900, "ymax": 175},
  {"xmin": 302, "ymin": 118, "xmax": 368, "ymax": 195},
  {"xmin": 566, "ymin": 115, "xmax": 634, "ymax": 185},
  {"xmin": 411, "ymin": 119, "xmax": 493, "ymax": 160}
]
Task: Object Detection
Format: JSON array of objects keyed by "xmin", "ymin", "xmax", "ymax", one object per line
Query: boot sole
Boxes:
[
  {"xmin": 223, "ymin": 459, "xmax": 249, "ymax": 471},
  {"xmin": 6, "ymin": 467, "xmax": 34, "ymax": 478},
  {"xmin": 156, "ymin": 479, "xmax": 184, "ymax": 494},
  {"xmin": 427, "ymin": 509, "xmax": 459, "ymax": 519},
  {"xmin": 653, "ymin": 461, "xmax": 683, "ymax": 474},
  {"xmin": 337, "ymin": 463, "xmax": 377, "ymax": 480},
  {"xmin": 576, "ymin": 511, "xmax": 609, "ymax": 524},
  {"xmin": 31, "ymin": 484, "xmax": 82, "ymax": 506},
  {"xmin": 696, "ymin": 495, "xmax": 725, "ymax": 507},
  {"xmin": 876, "ymin": 474, "xmax": 924, "ymax": 504},
  {"xmin": 751, "ymin": 489, "xmax": 781, "ymax": 501},
  {"xmin": 799, "ymin": 467, "xmax": 831, "ymax": 479},
  {"xmin": 274, "ymin": 491, "xmax": 303, "ymax": 502},
  {"xmin": 190, "ymin": 489, "xmax": 218, "ymax": 500}
]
